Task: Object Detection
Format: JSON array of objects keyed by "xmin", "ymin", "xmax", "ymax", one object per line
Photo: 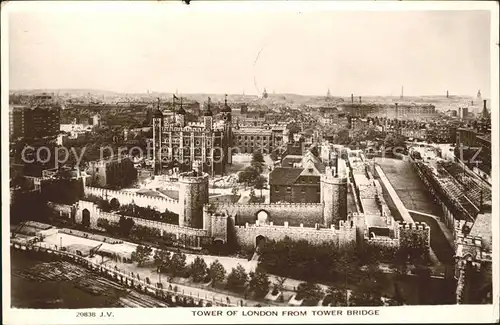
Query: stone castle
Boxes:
[{"xmin": 74, "ymin": 153, "xmax": 430, "ymax": 252}]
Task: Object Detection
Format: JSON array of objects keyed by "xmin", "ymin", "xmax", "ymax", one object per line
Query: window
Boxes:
[
  {"xmin": 301, "ymin": 187, "xmax": 305, "ymax": 193},
  {"xmin": 286, "ymin": 187, "xmax": 291, "ymax": 193}
]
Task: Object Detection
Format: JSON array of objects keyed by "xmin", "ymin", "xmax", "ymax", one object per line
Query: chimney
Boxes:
[
  {"xmin": 351, "ymin": 94, "xmax": 354, "ymax": 104},
  {"xmin": 483, "ymin": 99, "xmax": 487, "ymax": 110},
  {"xmin": 359, "ymin": 96, "xmax": 362, "ymax": 104}
]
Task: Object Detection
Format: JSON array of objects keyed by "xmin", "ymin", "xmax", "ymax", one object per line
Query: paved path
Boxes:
[{"xmin": 93, "ymin": 256, "xmax": 279, "ymax": 307}]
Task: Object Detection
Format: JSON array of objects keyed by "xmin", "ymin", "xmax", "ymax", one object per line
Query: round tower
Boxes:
[
  {"xmin": 178, "ymin": 171, "xmax": 209, "ymax": 229},
  {"xmin": 321, "ymin": 166, "xmax": 348, "ymax": 227}
]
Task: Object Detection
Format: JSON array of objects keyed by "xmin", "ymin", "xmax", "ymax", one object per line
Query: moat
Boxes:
[{"xmin": 11, "ymin": 250, "xmax": 170, "ymax": 308}]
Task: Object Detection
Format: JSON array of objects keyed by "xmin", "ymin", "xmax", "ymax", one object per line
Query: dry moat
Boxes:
[{"xmin": 11, "ymin": 250, "xmax": 170, "ymax": 308}]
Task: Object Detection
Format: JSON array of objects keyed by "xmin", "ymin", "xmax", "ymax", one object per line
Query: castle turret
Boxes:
[
  {"xmin": 176, "ymin": 97, "xmax": 186, "ymax": 127},
  {"xmin": 178, "ymin": 171, "xmax": 209, "ymax": 229},
  {"xmin": 203, "ymin": 97, "xmax": 213, "ymax": 132},
  {"xmin": 321, "ymin": 163, "xmax": 348, "ymax": 227}
]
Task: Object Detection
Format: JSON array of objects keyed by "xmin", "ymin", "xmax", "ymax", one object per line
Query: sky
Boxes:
[{"xmin": 8, "ymin": 3, "xmax": 493, "ymax": 97}]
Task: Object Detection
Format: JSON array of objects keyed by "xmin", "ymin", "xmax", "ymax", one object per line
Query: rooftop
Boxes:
[{"xmin": 269, "ymin": 167, "xmax": 303, "ymax": 186}]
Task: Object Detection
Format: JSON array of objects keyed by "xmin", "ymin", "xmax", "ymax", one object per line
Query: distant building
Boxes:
[
  {"xmin": 9, "ymin": 100, "xmax": 61, "ymax": 139},
  {"xmin": 400, "ymin": 127, "xmax": 427, "ymax": 140},
  {"xmin": 458, "ymin": 107, "xmax": 469, "ymax": 120},
  {"xmin": 232, "ymin": 125, "xmax": 286, "ymax": 154}
]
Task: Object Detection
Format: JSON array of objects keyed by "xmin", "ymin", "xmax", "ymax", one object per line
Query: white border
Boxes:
[{"xmin": 2, "ymin": 1, "xmax": 499, "ymax": 324}]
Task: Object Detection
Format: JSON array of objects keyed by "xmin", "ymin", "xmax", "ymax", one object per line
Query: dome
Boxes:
[
  {"xmin": 153, "ymin": 109, "xmax": 164, "ymax": 118},
  {"xmin": 221, "ymin": 104, "xmax": 231, "ymax": 113}
]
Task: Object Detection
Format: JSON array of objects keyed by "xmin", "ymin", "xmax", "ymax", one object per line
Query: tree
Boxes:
[
  {"xmin": 226, "ymin": 264, "xmax": 248, "ymax": 292},
  {"xmin": 296, "ymin": 282, "xmax": 324, "ymax": 306},
  {"xmin": 153, "ymin": 249, "xmax": 171, "ymax": 273},
  {"xmin": 118, "ymin": 216, "xmax": 134, "ymax": 237},
  {"xmin": 130, "ymin": 245, "xmax": 152, "ymax": 267},
  {"xmin": 383, "ymin": 133, "xmax": 407, "ymax": 154},
  {"xmin": 209, "ymin": 260, "xmax": 226, "ymax": 287},
  {"xmin": 253, "ymin": 175, "xmax": 267, "ymax": 198},
  {"xmin": 348, "ymin": 266, "xmax": 384, "ymax": 307},
  {"xmin": 249, "ymin": 188, "xmax": 256, "ymax": 202},
  {"xmin": 167, "ymin": 251, "xmax": 186, "ymax": 278},
  {"xmin": 238, "ymin": 166, "xmax": 260, "ymax": 188},
  {"xmin": 248, "ymin": 269, "xmax": 271, "ymax": 298},
  {"xmin": 231, "ymin": 187, "xmax": 239, "ymax": 203},
  {"xmin": 336, "ymin": 127, "xmax": 350, "ymax": 145},
  {"xmin": 309, "ymin": 146, "xmax": 320, "ymax": 158},
  {"xmin": 251, "ymin": 151, "xmax": 265, "ymax": 173},
  {"xmin": 323, "ymin": 286, "xmax": 348, "ymax": 306},
  {"xmin": 414, "ymin": 265, "xmax": 432, "ymax": 304},
  {"xmin": 190, "ymin": 256, "xmax": 208, "ymax": 283}
]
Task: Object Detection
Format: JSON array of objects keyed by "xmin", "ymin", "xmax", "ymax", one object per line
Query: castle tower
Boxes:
[
  {"xmin": 176, "ymin": 97, "xmax": 186, "ymax": 127},
  {"xmin": 321, "ymin": 165, "xmax": 348, "ymax": 227},
  {"xmin": 178, "ymin": 171, "xmax": 209, "ymax": 229},
  {"xmin": 221, "ymin": 94, "xmax": 233, "ymax": 165},
  {"xmin": 152, "ymin": 98, "xmax": 163, "ymax": 175},
  {"xmin": 203, "ymin": 97, "xmax": 213, "ymax": 132}
]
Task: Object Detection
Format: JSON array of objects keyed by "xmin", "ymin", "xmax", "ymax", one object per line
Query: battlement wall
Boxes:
[
  {"xmin": 234, "ymin": 220, "xmax": 356, "ymax": 249},
  {"xmin": 398, "ymin": 221, "xmax": 431, "ymax": 250},
  {"xmin": 77, "ymin": 200, "xmax": 207, "ymax": 238},
  {"xmin": 365, "ymin": 236, "xmax": 400, "ymax": 249},
  {"xmin": 214, "ymin": 202, "xmax": 324, "ymax": 227},
  {"xmin": 84, "ymin": 186, "xmax": 180, "ymax": 214}
]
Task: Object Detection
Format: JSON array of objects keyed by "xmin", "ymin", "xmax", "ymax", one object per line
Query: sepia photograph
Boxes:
[{"xmin": 2, "ymin": 1, "xmax": 498, "ymax": 324}]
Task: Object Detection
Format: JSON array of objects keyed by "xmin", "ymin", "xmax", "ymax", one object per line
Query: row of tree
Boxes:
[{"xmin": 131, "ymin": 246, "xmax": 272, "ymax": 298}]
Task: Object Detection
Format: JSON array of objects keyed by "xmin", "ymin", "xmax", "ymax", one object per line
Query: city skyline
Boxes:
[{"xmin": 8, "ymin": 3, "xmax": 492, "ymax": 97}]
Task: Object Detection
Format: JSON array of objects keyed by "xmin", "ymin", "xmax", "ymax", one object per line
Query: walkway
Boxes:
[{"xmin": 92, "ymin": 256, "xmax": 280, "ymax": 307}]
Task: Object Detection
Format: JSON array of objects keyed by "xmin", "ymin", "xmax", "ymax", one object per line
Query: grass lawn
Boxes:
[{"xmin": 375, "ymin": 158, "xmax": 442, "ymax": 216}]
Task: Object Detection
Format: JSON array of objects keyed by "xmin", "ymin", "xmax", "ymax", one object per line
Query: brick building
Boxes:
[{"xmin": 270, "ymin": 151, "xmax": 327, "ymax": 203}]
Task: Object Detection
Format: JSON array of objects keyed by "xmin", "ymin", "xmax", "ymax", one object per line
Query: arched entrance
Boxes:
[
  {"xmin": 255, "ymin": 235, "xmax": 266, "ymax": 248},
  {"xmin": 256, "ymin": 210, "xmax": 269, "ymax": 225},
  {"xmin": 109, "ymin": 198, "xmax": 120, "ymax": 210},
  {"xmin": 212, "ymin": 239, "xmax": 225, "ymax": 256},
  {"xmin": 82, "ymin": 209, "xmax": 91, "ymax": 228}
]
